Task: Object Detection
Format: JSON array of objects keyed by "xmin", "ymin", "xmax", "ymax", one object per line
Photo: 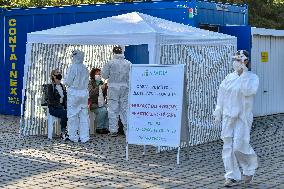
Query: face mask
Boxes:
[
  {"xmin": 55, "ymin": 74, "xmax": 62, "ymax": 80},
  {"xmin": 241, "ymin": 62, "xmax": 248, "ymax": 71},
  {"xmin": 233, "ymin": 61, "xmax": 242, "ymax": 71},
  {"xmin": 233, "ymin": 61, "xmax": 248, "ymax": 72},
  {"xmin": 95, "ymin": 75, "xmax": 102, "ymax": 81}
]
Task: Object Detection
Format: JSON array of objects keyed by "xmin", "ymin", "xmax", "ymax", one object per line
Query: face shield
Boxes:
[
  {"xmin": 232, "ymin": 50, "xmax": 249, "ymax": 72},
  {"xmin": 232, "ymin": 50, "xmax": 249, "ymax": 63}
]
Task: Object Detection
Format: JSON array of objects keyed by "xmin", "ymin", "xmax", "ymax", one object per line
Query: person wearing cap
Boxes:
[
  {"xmin": 102, "ymin": 46, "xmax": 131, "ymax": 137},
  {"xmin": 213, "ymin": 50, "xmax": 259, "ymax": 187},
  {"xmin": 64, "ymin": 50, "xmax": 90, "ymax": 143}
]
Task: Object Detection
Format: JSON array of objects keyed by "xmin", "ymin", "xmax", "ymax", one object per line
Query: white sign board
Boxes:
[{"xmin": 127, "ymin": 64, "xmax": 185, "ymax": 147}]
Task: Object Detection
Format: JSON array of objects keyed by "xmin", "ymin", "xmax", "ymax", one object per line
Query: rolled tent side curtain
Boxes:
[
  {"xmin": 148, "ymin": 33, "xmax": 160, "ymax": 65},
  {"xmin": 148, "ymin": 43, "xmax": 158, "ymax": 65},
  {"xmin": 20, "ymin": 42, "xmax": 32, "ymax": 135}
]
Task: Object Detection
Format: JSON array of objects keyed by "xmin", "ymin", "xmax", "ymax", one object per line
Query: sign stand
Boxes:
[
  {"xmin": 177, "ymin": 147, "xmax": 181, "ymax": 164},
  {"xmin": 143, "ymin": 145, "xmax": 146, "ymax": 155},
  {"xmin": 126, "ymin": 143, "xmax": 129, "ymax": 161},
  {"xmin": 126, "ymin": 64, "xmax": 186, "ymax": 165},
  {"xmin": 126, "ymin": 145, "xmax": 184, "ymax": 164}
]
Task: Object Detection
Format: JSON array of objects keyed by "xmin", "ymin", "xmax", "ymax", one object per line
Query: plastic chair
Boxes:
[
  {"xmin": 47, "ymin": 108, "xmax": 61, "ymax": 139},
  {"xmin": 89, "ymin": 110, "xmax": 97, "ymax": 135}
]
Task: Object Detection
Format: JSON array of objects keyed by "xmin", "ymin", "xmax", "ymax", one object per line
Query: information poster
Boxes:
[{"xmin": 127, "ymin": 64, "xmax": 185, "ymax": 147}]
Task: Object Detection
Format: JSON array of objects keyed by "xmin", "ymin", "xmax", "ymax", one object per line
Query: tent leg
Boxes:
[
  {"xmin": 186, "ymin": 142, "xmax": 190, "ymax": 159},
  {"xmin": 126, "ymin": 143, "xmax": 129, "ymax": 161},
  {"xmin": 186, "ymin": 126, "xmax": 190, "ymax": 159},
  {"xmin": 156, "ymin": 146, "xmax": 161, "ymax": 153},
  {"xmin": 177, "ymin": 147, "xmax": 181, "ymax": 165},
  {"xmin": 143, "ymin": 145, "xmax": 146, "ymax": 155}
]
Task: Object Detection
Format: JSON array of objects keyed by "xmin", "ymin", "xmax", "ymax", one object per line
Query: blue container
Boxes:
[
  {"xmin": 0, "ymin": 0, "xmax": 248, "ymax": 116},
  {"xmin": 0, "ymin": 9, "xmax": 5, "ymax": 115},
  {"xmin": 196, "ymin": 1, "xmax": 248, "ymax": 26}
]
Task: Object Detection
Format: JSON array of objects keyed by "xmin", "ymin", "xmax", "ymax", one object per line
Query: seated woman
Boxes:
[
  {"xmin": 47, "ymin": 69, "xmax": 68, "ymax": 140},
  {"xmin": 88, "ymin": 68, "xmax": 109, "ymax": 134}
]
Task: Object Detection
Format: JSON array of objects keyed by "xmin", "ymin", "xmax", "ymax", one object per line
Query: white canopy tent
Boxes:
[
  {"xmin": 21, "ymin": 12, "xmax": 237, "ymax": 145},
  {"xmin": 26, "ymin": 12, "xmax": 236, "ymax": 65}
]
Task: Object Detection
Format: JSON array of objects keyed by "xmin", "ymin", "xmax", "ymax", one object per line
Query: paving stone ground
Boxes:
[{"xmin": 0, "ymin": 114, "xmax": 283, "ymax": 189}]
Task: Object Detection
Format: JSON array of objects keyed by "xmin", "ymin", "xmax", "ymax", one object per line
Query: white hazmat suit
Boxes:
[
  {"xmin": 64, "ymin": 50, "xmax": 90, "ymax": 143},
  {"xmin": 102, "ymin": 54, "xmax": 131, "ymax": 134},
  {"xmin": 214, "ymin": 52, "xmax": 259, "ymax": 181}
]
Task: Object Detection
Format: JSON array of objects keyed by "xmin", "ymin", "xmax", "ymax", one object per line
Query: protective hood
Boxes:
[{"xmin": 72, "ymin": 50, "xmax": 85, "ymax": 64}]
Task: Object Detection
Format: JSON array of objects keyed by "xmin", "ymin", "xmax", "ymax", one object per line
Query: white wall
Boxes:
[{"xmin": 251, "ymin": 28, "xmax": 284, "ymax": 116}]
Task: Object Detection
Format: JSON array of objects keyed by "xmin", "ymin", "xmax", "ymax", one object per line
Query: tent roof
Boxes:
[{"xmin": 27, "ymin": 12, "xmax": 236, "ymax": 45}]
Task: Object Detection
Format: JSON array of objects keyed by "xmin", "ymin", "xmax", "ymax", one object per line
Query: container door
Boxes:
[
  {"xmin": 251, "ymin": 35, "xmax": 270, "ymax": 116},
  {"xmin": 251, "ymin": 35, "xmax": 284, "ymax": 116},
  {"xmin": 124, "ymin": 44, "xmax": 149, "ymax": 65},
  {"xmin": 271, "ymin": 36, "xmax": 284, "ymax": 115}
]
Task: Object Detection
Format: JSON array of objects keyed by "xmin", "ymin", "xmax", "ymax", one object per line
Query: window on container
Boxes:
[{"xmin": 199, "ymin": 24, "xmax": 219, "ymax": 32}]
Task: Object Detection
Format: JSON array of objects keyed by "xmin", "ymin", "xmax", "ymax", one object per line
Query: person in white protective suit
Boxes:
[
  {"xmin": 64, "ymin": 50, "xmax": 90, "ymax": 143},
  {"xmin": 102, "ymin": 46, "xmax": 131, "ymax": 137},
  {"xmin": 213, "ymin": 50, "xmax": 259, "ymax": 187}
]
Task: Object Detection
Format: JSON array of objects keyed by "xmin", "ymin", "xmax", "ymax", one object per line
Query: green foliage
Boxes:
[
  {"xmin": 0, "ymin": 0, "xmax": 283, "ymax": 29},
  {"xmin": 218, "ymin": 0, "xmax": 284, "ymax": 29},
  {"xmin": 0, "ymin": 0, "xmax": 133, "ymax": 8}
]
